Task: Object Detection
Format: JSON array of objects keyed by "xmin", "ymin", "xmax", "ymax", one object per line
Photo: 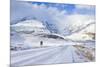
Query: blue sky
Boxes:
[
  {"xmin": 31, "ymin": 2, "xmax": 95, "ymax": 15},
  {"xmin": 32, "ymin": 2, "xmax": 75, "ymax": 12},
  {"xmin": 11, "ymin": 0, "xmax": 95, "ymax": 21}
]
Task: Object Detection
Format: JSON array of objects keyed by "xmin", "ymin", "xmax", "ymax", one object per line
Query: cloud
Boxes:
[
  {"xmin": 74, "ymin": 4, "xmax": 95, "ymax": 15},
  {"xmin": 11, "ymin": 0, "xmax": 95, "ymax": 35},
  {"xmin": 11, "ymin": 0, "xmax": 35, "ymax": 21},
  {"xmin": 75, "ymin": 5, "xmax": 94, "ymax": 9}
]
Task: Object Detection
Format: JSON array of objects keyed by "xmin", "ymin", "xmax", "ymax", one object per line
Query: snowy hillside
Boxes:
[
  {"xmin": 65, "ymin": 23, "xmax": 95, "ymax": 41},
  {"xmin": 10, "ymin": 15, "xmax": 95, "ymax": 50},
  {"xmin": 11, "ymin": 19, "xmax": 67, "ymax": 49},
  {"xmin": 11, "ymin": 19, "xmax": 50, "ymax": 33}
]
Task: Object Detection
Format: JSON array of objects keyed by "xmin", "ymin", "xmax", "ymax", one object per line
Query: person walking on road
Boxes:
[{"xmin": 40, "ymin": 41, "xmax": 43, "ymax": 48}]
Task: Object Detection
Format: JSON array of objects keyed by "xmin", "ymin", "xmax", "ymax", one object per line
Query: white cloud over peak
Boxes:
[{"xmin": 11, "ymin": 0, "xmax": 95, "ymax": 35}]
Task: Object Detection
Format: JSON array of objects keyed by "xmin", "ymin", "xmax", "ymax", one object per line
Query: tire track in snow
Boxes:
[
  {"xmin": 11, "ymin": 46, "xmax": 56, "ymax": 57},
  {"xmin": 40, "ymin": 46, "xmax": 70, "ymax": 64},
  {"xmin": 11, "ymin": 45, "xmax": 90, "ymax": 66},
  {"xmin": 11, "ymin": 46, "xmax": 61, "ymax": 66},
  {"xmin": 25, "ymin": 46, "xmax": 68, "ymax": 65},
  {"xmin": 15, "ymin": 47, "xmax": 63, "ymax": 66}
]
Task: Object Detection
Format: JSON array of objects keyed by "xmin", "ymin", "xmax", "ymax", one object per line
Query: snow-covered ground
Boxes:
[{"xmin": 11, "ymin": 42, "xmax": 95, "ymax": 66}]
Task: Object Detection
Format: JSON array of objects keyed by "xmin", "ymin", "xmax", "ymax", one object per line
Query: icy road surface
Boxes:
[{"xmin": 11, "ymin": 45, "xmax": 93, "ymax": 66}]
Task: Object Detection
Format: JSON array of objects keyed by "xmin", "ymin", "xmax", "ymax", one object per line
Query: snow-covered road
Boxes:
[{"xmin": 11, "ymin": 45, "xmax": 91, "ymax": 66}]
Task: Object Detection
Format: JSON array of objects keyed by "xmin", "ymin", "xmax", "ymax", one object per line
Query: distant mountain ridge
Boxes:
[{"xmin": 11, "ymin": 16, "xmax": 95, "ymax": 36}]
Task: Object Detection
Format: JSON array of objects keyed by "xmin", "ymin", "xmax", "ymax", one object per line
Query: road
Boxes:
[{"xmin": 11, "ymin": 45, "xmax": 89, "ymax": 66}]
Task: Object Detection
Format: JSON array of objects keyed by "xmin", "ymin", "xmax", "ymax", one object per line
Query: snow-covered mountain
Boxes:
[
  {"xmin": 10, "ymin": 18, "xmax": 67, "ymax": 49},
  {"xmin": 11, "ymin": 15, "xmax": 95, "ymax": 35},
  {"xmin": 62, "ymin": 15, "xmax": 95, "ymax": 35},
  {"xmin": 11, "ymin": 16, "xmax": 59, "ymax": 34},
  {"xmin": 11, "ymin": 19, "xmax": 50, "ymax": 34},
  {"xmin": 11, "ymin": 15, "xmax": 95, "ymax": 42},
  {"xmin": 65, "ymin": 23, "xmax": 95, "ymax": 41}
]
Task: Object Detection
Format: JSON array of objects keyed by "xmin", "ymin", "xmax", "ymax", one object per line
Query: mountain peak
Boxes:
[{"xmin": 12, "ymin": 19, "xmax": 45, "ymax": 28}]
